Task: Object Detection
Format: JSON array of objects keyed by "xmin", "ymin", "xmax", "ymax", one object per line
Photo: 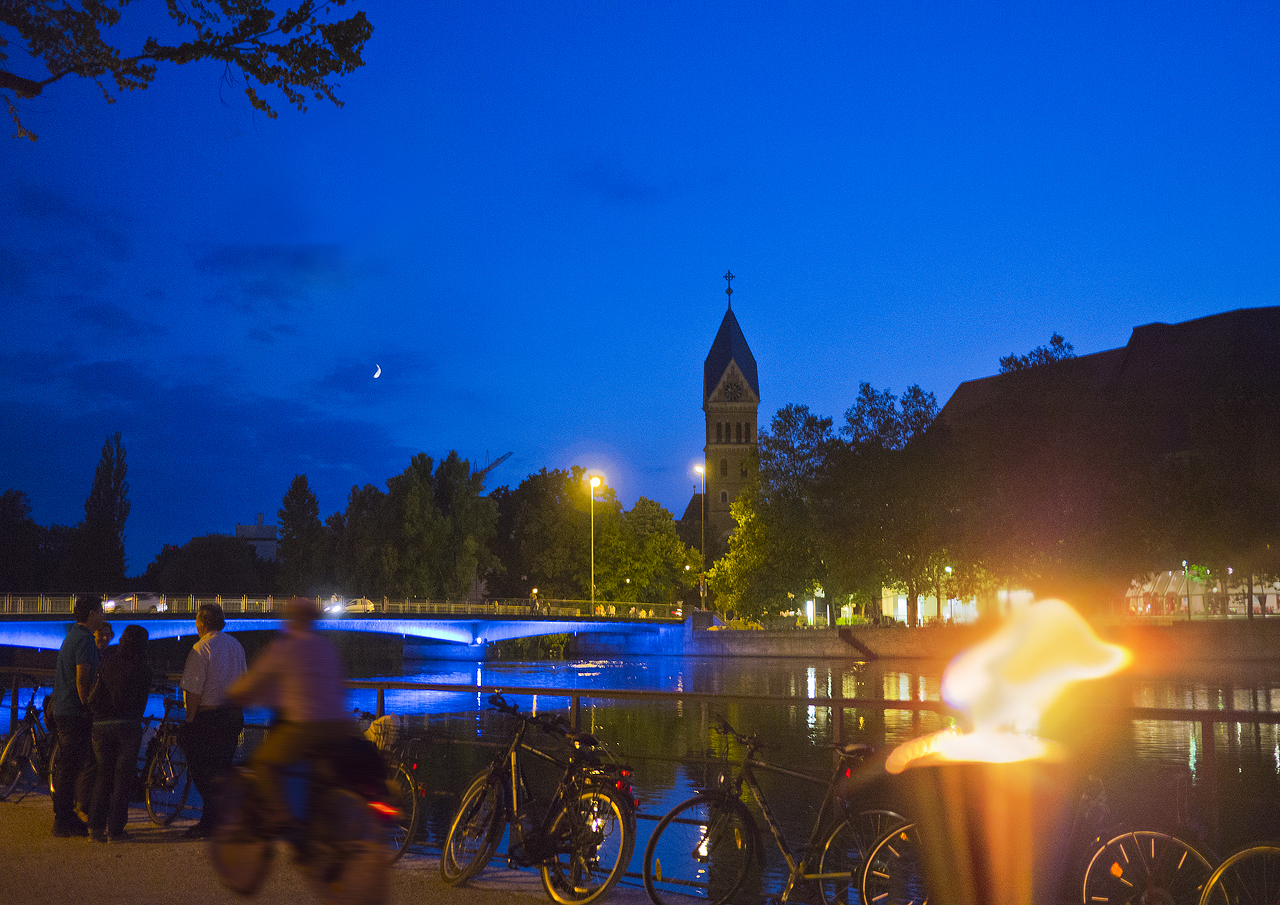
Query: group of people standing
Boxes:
[
  {"xmin": 48, "ymin": 596, "xmax": 248, "ymax": 841},
  {"xmin": 48, "ymin": 594, "xmax": 357, "ymax": 843}
]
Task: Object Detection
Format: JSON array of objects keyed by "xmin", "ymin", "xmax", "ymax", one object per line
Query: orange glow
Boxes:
[{"xmin": 886, "ymin": 599, "xmax": 1130, "ymax": 774}]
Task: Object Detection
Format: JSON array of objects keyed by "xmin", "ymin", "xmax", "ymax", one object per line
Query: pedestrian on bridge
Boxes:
[{"xmin": 178, "ymin": 603, "xmax": 247, "ymax": 839}]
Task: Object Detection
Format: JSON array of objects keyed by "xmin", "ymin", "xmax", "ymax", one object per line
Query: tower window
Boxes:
[
  {"xmin": 720, "ymin": 491, "xmax": 728, "ymax": 504},
  {"xmin": 736, "ymin": 422, "xmax": 742, "ymax": 443},
  {"xmin": 740, "ymin": 459, "xmax": 747, "ymax": 477},
  {"xmin": 720, "ymin": 458, "xmax": 728, "ymax": 477},
  {"xmin": 716, "ymin": 422, "xmax": 723, "ymax": 443},
  {"xmin": 747, "ymin": 421, "xmax": 754, "ymax": 442}
]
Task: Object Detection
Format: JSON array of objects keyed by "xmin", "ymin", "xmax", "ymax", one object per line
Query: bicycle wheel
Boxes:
[
  {"xmin": 0, "ymin": 729, "xmax": 33, "ymax": 800},
  {"xmin": 145, "ymin": 735, "xmax": 193, "ymax": 825},
  {"xmin": 440, "ymin": 768, "xmax": 505, "ymax": 884},
  {"xmin": 301, "ymin": 788, "xmax": 389, "ymax": 905},
  {"xmin": 209, "ymin": 771, "xmax": 274, "ymax": 896},
  {"xmin": 1197, "ymin": 844, "xmax": 1280, "ymax": 905},
  {"xmin": 861, "ymin": 822, "xmax": 928, "ymax": 905},
  {"xmin": 818, "ymin": 809, "xmax": 909, "ymax": 905},
  {"xmin": 642, "ymin": 794, "xmax": 758, "ymax": 905},
  {"xmin": 541, "ymin": 783, "xmax": 636, "ymax": 905},
  {"xmin": 1081, "ymin": 830, "xmax": 1214, "ymax": 905},
  {"xmin": 384, "ymin": 760, "xmax": 419, "ymax": 863}
]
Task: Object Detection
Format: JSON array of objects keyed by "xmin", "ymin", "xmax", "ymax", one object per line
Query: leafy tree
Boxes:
[
  {"xmin": 710, "ymin": 405, "xmax": 834, "ymax": 620},
  {"xmin": 0, "ymin": 489, "xmax": 41, "ymax": 590},
  {"xmin": 594, "ymin": 497, "xmax": 699, "ymax": 605},
  {"xmin": 998, "ymin": 333, "xmax": 1076, "ymax": 374},
  {"xmin": 429, "ymin": 451, "xmax": 498, "ymax": 600},
  {"xmin": 842, "ymin": 382, "xmax": 938, "ymax": 450},
  {"xmin": 1, "ymin": 0, "xmax": 373, "ymax": 140},
  {"xmin": 143, "ymin": 534, "xmax": 273, "ymax": 595},
  {"xmin": 488, "ymin": 467, "xmax": 600, "ymax": 601},
  {"xmin": 332, "ymin": 481, "xmax": 393, "ymax": 595},
  {"xmin": 277, "ymin": 473, "xmax": 325, "ymax": 594},
  {"xmin": 80, "ymin": 431, "xmax": 129, "ymax": 587}
]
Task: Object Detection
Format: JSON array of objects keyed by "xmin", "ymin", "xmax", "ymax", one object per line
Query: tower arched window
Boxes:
[
  {"xmin": 716, "ymin": 422, "xmax": 723, "ymax": 443},
  {"xmin": 736, "ymin": 422, "xmax": 742, "ymax": 443},
  {"xmin": 720, "ymin": 491, "xmax": 728, "ymax": 504},
  {"xmin": 740, "ymin": 459, "xmax": 748, "ymax": 477},
  {"xmin": 747, "ymin": 421, "xmax": 754, "ymax": 442},
  {"xmin": 720, "ymin": 458, "xmax": 728, "ymax": 477}
]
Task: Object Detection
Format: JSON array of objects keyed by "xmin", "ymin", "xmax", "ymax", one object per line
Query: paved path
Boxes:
[{"xmin": 0, "ymin": 793, "xmax": 653, "ymax": 905}]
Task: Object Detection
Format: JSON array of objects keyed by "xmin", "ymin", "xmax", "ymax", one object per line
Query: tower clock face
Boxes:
[{"xmin": 723, "ymin": 378, "xmax": 744, "ymax": 402}]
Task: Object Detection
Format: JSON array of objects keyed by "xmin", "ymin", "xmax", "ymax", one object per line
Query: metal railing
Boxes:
[
  {"xmin": 4, "ymin": 667, "xmax": 1276, "ymax": 850},
  {"xmin": 0, "ymin": 594, "xmax": 682, "ymax": 621}
]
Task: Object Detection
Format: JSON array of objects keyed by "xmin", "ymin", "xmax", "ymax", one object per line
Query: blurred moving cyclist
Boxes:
[{"xmin": 226, "ymin": 596, "xmax": 357, "ymax": 833}]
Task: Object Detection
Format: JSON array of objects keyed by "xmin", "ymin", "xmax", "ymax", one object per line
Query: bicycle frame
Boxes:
[{"xmin": 723, "ymin": 741, "xmax": 871, "ymax": 896}]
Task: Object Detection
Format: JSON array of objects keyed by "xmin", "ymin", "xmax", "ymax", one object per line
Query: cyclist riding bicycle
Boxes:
[{"xmin": 226, "ymin": 595, "xmax": 365, "ymax": 837}]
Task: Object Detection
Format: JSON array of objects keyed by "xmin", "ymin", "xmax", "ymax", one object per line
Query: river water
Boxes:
[{"xmin": 350, "ymin": 654, "xmax": 1280, "ymax": 864}]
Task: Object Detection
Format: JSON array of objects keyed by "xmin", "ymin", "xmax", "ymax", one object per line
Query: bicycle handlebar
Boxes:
[
  {"xmin": 489, "ymin": 692, "xmax": 577, "ymax": 738},
  {"xmin": 712, "ymin": 714, "xmax": 765, "ymax": 750}
]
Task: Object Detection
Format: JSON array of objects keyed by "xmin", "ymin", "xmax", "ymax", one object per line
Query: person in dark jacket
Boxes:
[{"xmin": 88, "ymin": 624, "xmax": 152, "ymax": 842}]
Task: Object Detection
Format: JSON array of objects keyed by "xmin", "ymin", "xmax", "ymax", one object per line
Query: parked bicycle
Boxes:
[
  {"xmin": 0, "ymin": 675, "xmax": 58, "ymax": 801},
  {"xmin": 356, "ymin": 709, "xmax": 421, "ymax": 864},
  {"xmin": 440, "ymin": 692, "xmax": 638, "ymax": 905},
  {"xmin": 641, "ymin": 715, "xmax": 903, "ymax": 905},
  {"xmin": 209, "ymin": 732, "xmax": 398, "ymax": 905},
  {"xmin": 142, "ymin": 691, "xmax": 199, "ymax": 825},
  {"xmin": 1196, "ymin": 841, "xmax": 1280, "ymax": 905},
  {"xmin": 857, "ymin": 772, "xmax": 1216, "ymax": 905}
]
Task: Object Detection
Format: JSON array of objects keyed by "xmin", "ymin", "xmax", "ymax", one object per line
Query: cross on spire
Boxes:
[{"xmin": 723, "ymin": 270, "xmax": 735, "ymax": 309}]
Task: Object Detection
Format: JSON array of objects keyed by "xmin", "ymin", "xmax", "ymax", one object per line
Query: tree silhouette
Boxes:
[
  {"xmin": 80, "ymin": 431, "xmax": 129, "ymax": 587},
  {"xmin": 1, "ymin": 1, "xmax": 373, "ymax": 140}
]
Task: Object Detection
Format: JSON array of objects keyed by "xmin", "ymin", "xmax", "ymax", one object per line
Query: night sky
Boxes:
[{"xmin": 4, "ymin": 3, "xmax": 1280, "ymax": 576}]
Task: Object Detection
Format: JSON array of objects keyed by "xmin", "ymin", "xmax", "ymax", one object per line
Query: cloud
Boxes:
[
  {"xmin": 73, "ymin": 303, "xmax": 168, "ymax": 343},
  {"xmin": 567, "ymin": 158, "xmax": 667, "ymax": 206},
  {"xmin": 196, "ymin": 244, "xmax": 350, "ymax": 309}
]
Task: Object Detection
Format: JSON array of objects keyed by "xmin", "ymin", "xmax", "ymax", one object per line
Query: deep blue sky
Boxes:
[{"xmin": 4, "ymin": 3, "xmax": 1280, "ymax": 576}]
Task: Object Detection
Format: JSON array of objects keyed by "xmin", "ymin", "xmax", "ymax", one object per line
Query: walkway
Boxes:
[{"xmin": 0, "ymin": 793, "xmax": 652, "ymax": 905}]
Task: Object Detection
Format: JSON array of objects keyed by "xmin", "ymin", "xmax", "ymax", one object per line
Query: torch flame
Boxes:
[{"xmin": 886, "ymin": 599, "xmax": 1130, "ymax": 774}]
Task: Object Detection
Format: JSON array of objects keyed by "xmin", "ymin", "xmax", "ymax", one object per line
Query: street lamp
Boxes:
[
  {"xmin": 694, "ymin": 464, "xmax": 706, "ymax": 610},
  {"xmin": 588, "ymin": 475, "xmax": 601, "ymax": 606}
]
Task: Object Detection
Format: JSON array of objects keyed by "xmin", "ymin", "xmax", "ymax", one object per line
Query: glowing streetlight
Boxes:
[
  {"xmin": 588, "ymin": 475, "xmax": 602, "ymax": 605},
  {"xmin": 945, "ymin": 565, "xmax": 953, "ymax": 623}
]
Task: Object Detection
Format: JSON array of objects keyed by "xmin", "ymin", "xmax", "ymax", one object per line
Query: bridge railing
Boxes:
[{"xmin": 0, "ymin": 594, "xmax": 682, "ymax": 620}]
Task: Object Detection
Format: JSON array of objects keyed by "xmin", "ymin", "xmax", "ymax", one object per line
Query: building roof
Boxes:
[
  {"xmin": 703, "ymin": 306, "xmax": 759, "ymax": 402},
  {"xmin": 937, "ymin": 305, "xmax": 1280, "ymax": 459}
]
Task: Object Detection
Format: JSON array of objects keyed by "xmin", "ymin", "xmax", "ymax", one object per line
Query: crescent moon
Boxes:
[{"xmin": 373, "ymin": 364, "xmax": 381, "ymax": 378}]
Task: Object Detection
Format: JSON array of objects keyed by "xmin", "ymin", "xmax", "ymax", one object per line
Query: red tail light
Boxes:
[{"xmin": 368, "ymin": 800, "xmax": 401, "ymax": 820}]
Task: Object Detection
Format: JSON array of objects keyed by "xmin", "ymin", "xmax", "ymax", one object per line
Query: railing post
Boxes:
[
  {"xmin": 377, "ymin": 687, "xmax": 385, "ymax": 718},
  {"xmin": 9, "ymin": 673, "xmax": 17, "ymax": 733},
  {"xmin": 571, "ymin": 694, "xmax": 582, "ymax": 731},
  {"xmin": 1201, "ymin": 716, "xmax": 1220, "ymax": 851}
]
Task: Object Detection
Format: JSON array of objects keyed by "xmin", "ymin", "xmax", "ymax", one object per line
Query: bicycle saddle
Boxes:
[{"xmin": 836, "ymin": 743, "xmax": 873, "ymax": 758}]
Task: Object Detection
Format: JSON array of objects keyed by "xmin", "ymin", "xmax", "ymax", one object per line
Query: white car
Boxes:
[{"xmin": 344, "ymin": 598, "xmax": 376, "ymax": 614}]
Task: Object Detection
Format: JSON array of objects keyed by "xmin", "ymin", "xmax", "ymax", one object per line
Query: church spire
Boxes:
[{"xmin": 723, "ymin": 269, "xmax": 734, "ymax": 309}]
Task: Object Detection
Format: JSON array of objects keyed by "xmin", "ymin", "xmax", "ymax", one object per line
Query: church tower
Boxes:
[{"xmin": 702, "ymin": 271, "xmax": 760, "ymax": 555}]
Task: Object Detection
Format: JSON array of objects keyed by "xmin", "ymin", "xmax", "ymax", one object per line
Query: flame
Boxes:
[{"xmin": 886, "ymin": 599, "xmax": 1130, "ymax": 774}]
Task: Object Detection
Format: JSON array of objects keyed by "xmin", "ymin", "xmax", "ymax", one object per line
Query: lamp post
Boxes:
[
  {"xmin": 693, "ymin": 465, "xmax": 707, "ymax": 608},
  {"xmin": 588, "ymin": 475, "xmax": 601, "ymax": 606},
  {"xmin": 945, "ymin": 565, "xmax": 953, "ymax": 623}
]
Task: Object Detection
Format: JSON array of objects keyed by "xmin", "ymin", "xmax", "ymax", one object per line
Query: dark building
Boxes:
[{"xmin": 936, "ymin": 306, "xmax": 1280, "ymax": 596}]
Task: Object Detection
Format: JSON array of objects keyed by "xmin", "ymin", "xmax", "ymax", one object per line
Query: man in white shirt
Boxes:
[{"xmin": 178, "ymin": 603, "xmax": 247, "ymax": 839}]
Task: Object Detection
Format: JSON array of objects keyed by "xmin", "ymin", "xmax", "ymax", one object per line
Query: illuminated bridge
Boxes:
[{"xmin": 0, "ymin": 595, "xmax": 685, "ymax": 652}]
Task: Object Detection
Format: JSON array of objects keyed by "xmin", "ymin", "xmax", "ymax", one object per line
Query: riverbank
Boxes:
[{"xmin": 572, "ymin": 617, "xmax": 1280, "ymax": 667}]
